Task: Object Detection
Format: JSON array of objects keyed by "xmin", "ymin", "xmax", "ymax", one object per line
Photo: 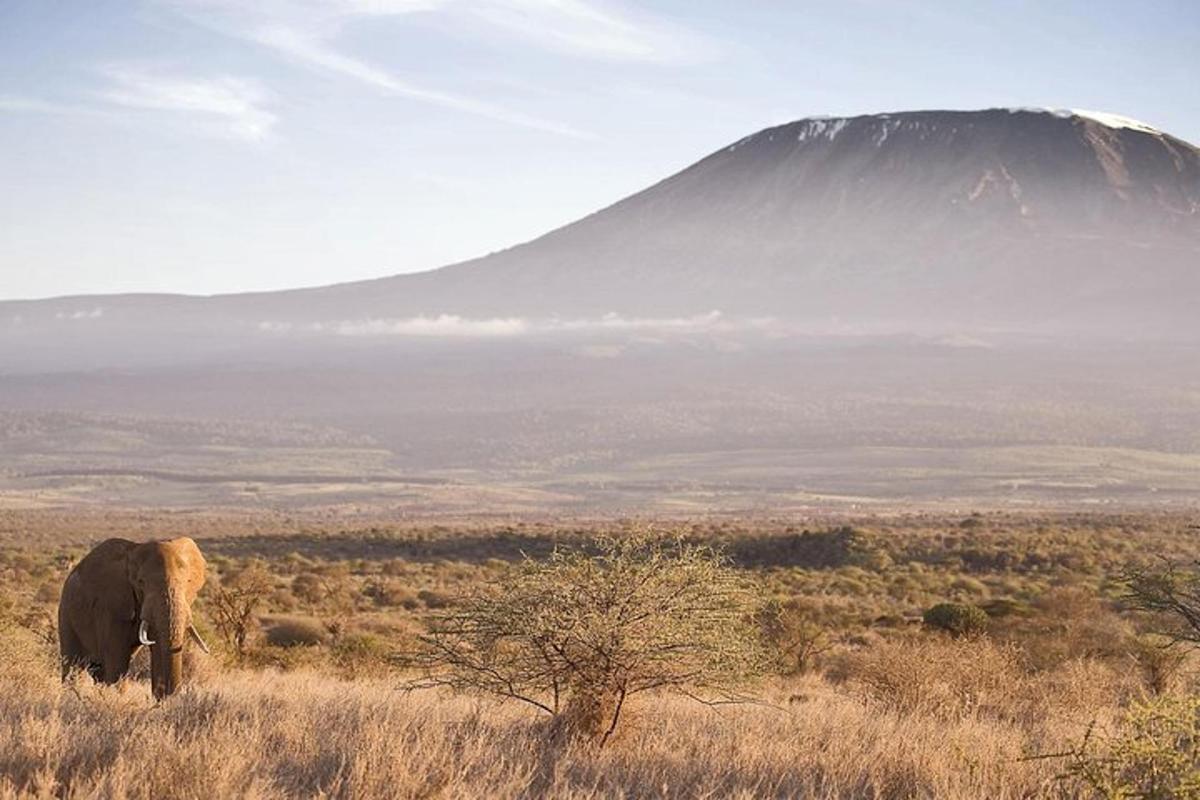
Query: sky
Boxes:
[{"xmin": 1, "ymin": 0, "xmax": 1197, "ymax": 301}]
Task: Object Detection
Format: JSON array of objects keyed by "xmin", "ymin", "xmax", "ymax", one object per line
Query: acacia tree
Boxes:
[
  {"xmin": 292, "ymin": 565, "xmax": 357, "ymax": 643},
  {"xmin": 206, "ymin": 562, "xmax": 274, "ymax": 658},
  {"xmin": 1124, "ymin": 559, "xmax": 1200, "ymax": 645},
  {"xmin": 758, "ymin": 599, "xmax": 835, "ymax": 674},
  {"xmin": 417, "ymin": 535, "xmax": 766, "ymax": 744}
]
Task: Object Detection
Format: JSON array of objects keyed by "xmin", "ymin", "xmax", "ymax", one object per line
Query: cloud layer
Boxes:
[{"xmin": 259, "ymin": 311, "xmax": 774, "ymax": 338}]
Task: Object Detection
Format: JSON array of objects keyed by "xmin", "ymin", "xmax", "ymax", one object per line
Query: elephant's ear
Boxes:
[
  {"xmin": 78, "ymin": 539, "xmax": 140, "ymax": 622},
  {"xmin": 169, "ymin": 537, "xmax": 208, "ymax": 601}
]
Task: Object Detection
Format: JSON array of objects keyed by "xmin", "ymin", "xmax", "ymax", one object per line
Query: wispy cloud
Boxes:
[
  {"xmin": 468, "ymin": 0, "xmax": 707, "ymax": 64},
  {"xmin": 159, "ymin": 0, "xmax": 705, "ymax": 137},
  {"xmin": 251, "ymin": 25, "xmax": 591, "ymax": 138},
  {"xmin": 0, "ymin": 96, "xmax": 94, "ymax": 115},
  {"xmin": 5, "ymin": 1, "xmax": 706, "ymax": 142},
  {"xmin": 97, "ymin": 67, "xmax": 277, "ymax": 141},
  {"xmin": 1, "ymin": 70, "xmax": 276, "ymax": 143}
]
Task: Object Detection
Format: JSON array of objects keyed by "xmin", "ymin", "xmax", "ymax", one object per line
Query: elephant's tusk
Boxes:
[
  {"xmin": 138, "ymin": 619, "xmax": 155, "ymax": 646},
  {"xmin": 188, "ymin": 624, "xmax": 211, "ymax": 655}
]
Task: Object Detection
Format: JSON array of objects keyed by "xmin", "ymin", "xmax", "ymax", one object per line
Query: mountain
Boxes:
[
  {"xmin": 4, "ymin": 108, "xmax": 1200, "ymax": 370},
  {"xmin": 323, "ymin": 107, "xmax": 1199, "ymax": 331},
  {"xmin": 3, "ymin": 109, "xmax": 1200, "ymax": 510}
]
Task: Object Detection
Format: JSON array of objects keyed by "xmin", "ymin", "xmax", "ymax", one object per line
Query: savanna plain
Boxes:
[{"xmin": 4, "ymin": 508, "xmax": 1200, "ymax": 799}]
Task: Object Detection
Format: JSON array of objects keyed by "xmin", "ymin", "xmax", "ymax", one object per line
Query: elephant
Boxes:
[{"xmin": 58, "ymin": 537, "xmax": 210, "ymax": 699}]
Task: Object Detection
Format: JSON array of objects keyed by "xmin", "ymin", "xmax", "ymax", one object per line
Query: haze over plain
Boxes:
[{"xmin": 1, "ymin": 2, "xmax": 1198, "ymax": 513}]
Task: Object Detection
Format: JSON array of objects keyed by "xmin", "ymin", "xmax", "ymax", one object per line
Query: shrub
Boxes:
[
  {"xmin": 331, "ymin": 633, "xmax": 392, "ymax": 680},
  {"xmin": 842, "ymin": 636, "xmax": 1025, "ymax": 720},
  {"xmin": 980, "ymin": 597, "xmax": 1030, "ymax": 618},
  {"xmin": 291, "ymin": 567, "xmax": 359, "ymax": 643},
  {"xmin": 923, "ymin": 603, "xmax": 989, "ymax": 638},
  {"xmin": 417, "ymin": 589, "xmax": 451, "ymax": 610},
  {"xmin": 417, "ymin": 534, "xmax": 766, "ymax": 743},
  {"xmin": 365, "ymin": 580, "xmax": 420, "ymax": 610},
  {"xmin": 291, "ymin": 572, "xmax": 326, "ymax": 609},
  {"xmin": 1063, "ymin": 694, "xmax": 1200, "ymax": 799},
  {"xmin": 0, "ymin": 603, "xmax": 56, "ymax": 690},
  {"xmin": 1027, "ymin": 658, "xmax": 1135, "ymax": 725},
  {"xmin": 205, "ymin": 561, "xmax": 275, "ymax": 659},
  {"xmin": 759, "ymin": 599, "xmax": 834, "ymax": 674},
  {"xmin": 1128, "ymin": 635, "xmax": 1189, "ymax": 696},
  {"xmin": 263, "ymin": 616, "xmax": 328, "ymax": 648},
  {"xmin": 1016, "ymin": 587, "xmax": 1134, "ymax": 669},
  {"xmin": 1125, "ymin": 561, "xmax": 1200, "ymax": 646}
]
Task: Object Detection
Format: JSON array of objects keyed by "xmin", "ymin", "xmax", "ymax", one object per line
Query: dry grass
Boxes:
[
  {"xmin": 834, "ymin": 636, "xmax": 1139, "ymax": 728},
  {"xmin": 0, "ymin": 666, "xmax": 1089, "ymax": 800},
  {"xmin": 0, "ymin": 616, "xmax": 1120, "ymax": 800}
]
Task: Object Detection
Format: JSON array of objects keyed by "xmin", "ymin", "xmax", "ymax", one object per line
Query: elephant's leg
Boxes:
[
  {"xmin": 99, "ymin": 643, "xmax": 136, "ymax": 684},
  {"xmin": 57, "ymin": 619, "xmax": 89, "ymax": 682},
  {"xmin": 99, "ymin": 621, "xmax": 136, "ymax": 684}
]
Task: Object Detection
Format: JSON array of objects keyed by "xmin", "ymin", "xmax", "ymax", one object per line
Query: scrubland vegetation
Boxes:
[{"xmin": 2, "ymin": 511, "xmax": 1200, "ymax": 797}]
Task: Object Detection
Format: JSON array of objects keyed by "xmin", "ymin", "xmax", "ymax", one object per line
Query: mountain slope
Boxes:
[
  {"xmin": 3, "ymin": 107, "xmax": 1199, "ymax": 369},
  {"xmin": 261, "ymin": 107, "xmax": 1200, "ymax": 329}
]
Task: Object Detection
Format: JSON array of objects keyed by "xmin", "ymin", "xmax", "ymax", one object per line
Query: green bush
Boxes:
[
  {"xmin": 923, "ymin": 602, "xmax": 989, "ymax": 638},
  {"xmin": 331, "ymin": 632, "xmax": 392, "ymax": 679},
  {"xmin": 1064, "ymin": 695, "xmax": 1200, "ymax": 799}
]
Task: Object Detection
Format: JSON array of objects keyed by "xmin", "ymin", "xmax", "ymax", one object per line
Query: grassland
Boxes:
[{"xmin": 2, "ymin": 509, "xmax": 1199, "ymax": 798}]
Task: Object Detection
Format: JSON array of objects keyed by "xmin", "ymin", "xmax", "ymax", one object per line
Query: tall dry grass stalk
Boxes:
[{"xmin": 0, "ymin": 663, "xmax": 1098, "ymax": 799}]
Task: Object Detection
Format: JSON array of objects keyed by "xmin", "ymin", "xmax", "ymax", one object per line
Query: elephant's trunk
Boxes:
[
  {"xmin": 149, "ymin": 643, "xmax": 183, "ymax": 699},
  {"xmin": 146, "ymin": 587, "xmax": 188, "ymax": 699}
]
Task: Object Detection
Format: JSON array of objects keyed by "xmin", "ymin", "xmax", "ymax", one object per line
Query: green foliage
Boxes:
[
  {"xmin": 923, "ymin": 602, "xmax": 990, "ymax": 638},
  {"xmin": 418, "ymin": 534, "xmax": 766, "ymax": 742},
  {"xmin": 1063, "ymin": 695, "xmax": 1200, "ymax": 799},
  {"xmin": 331, "ymin": 632, "xmax": 392, "ymax": 679},
  {"xmin": 734, "ymin": 526, "xmax": 891, "ymax": 570}
]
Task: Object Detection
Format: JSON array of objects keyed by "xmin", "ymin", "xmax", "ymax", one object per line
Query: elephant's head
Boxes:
[{"xmin": 125, "ymin": 537, "xmax": 208, "ymax": 699}]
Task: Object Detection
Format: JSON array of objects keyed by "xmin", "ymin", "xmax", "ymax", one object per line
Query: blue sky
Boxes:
[{"xmin": 2, "ymin": 0, "xmax": 1197, "ymax": 300}]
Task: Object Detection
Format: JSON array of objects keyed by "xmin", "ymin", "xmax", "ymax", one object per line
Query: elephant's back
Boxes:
[
  {"xmin": 61, "ymin": 538, "xmax": 137, "ymax": 603},
  {"xmin": 78, "ymin": 538, "xmax": 138, "ymax": 565}
]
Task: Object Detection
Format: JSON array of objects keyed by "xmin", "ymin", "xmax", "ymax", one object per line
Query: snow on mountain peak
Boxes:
[
  {"xmin": 1068, "ymin": 109, "xmax": 1160, "ymax": 134},
  {"xmin": 724, "ymin": 108, "xmax": 1171, "ymax": 156},
  {"xmin": 796, "ymin": 117, "xmax": 849, "ymax": 142},
  {"xmin": 1007, "ymin": 107, "xmax": 1161, "ymax": 134}
]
